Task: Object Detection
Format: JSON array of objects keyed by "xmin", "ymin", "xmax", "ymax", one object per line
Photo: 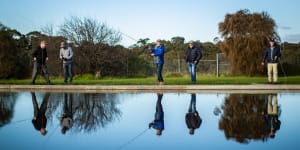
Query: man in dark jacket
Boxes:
[
  {"xmin": 185, "ymin": 93, "xmax": 202, "ymax": 135},
  {"xmin": 31, "ymin": 40, "xmax": 50, "ymax": 85},
  {"xmin": 31, "ymin": 92, "xmax": 50, "ymax": 136},
  {"xmin": 185, "ymin": 41, "xmax": 202, "ymax": 84},
  {"xmin": 261, "ymin": 38, "xmax": 281, "ymax": 84},
  {"xmin": 149, "ymin": 93, "xmax": 164, "ymax": 136}
]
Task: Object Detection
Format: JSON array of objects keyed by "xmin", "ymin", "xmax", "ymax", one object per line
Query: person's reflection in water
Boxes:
[
  {"xmin": 185, "ymin": 93, "xmax": 202, "ymax": 135},
  {"xmin": 148, "ymin": 93, "xmax": 164, "ymax": 136},
  {"xmin": 263, "ymin": 94, "xmax": 281, "ymax": 138},
  {"xmin": 60, "ymin": 93, "xmax": 74, "ymax": 135},
  {"xmin": 31, "ymin": 92, "xmax": 50, "ymax": 136}
]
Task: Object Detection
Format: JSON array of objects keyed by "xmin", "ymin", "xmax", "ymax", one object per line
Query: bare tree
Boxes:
[
  {"xmin": 41, "ymin": 23, "xmax": 55, "ymax": 36},
  {"xmin": 59, "ymin": 16, "xmax": 122, "ymax": 46}
]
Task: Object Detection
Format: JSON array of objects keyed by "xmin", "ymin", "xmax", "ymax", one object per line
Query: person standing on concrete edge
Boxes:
[
  {"xmin": 59, "ymin": 41, "xmax": 74, "ymax": 84},
  {"xmin": 261, "ymin": 38, "xmax": 281, "ymax": 84},
  {"xmin": 149, "ymin": 39, "xmax": 165, "ymax": 85},
  {"xmin": 31, "ymin": 40, "xmax": 50, "ymax": 85},
  {"xmin": 185, "ymin": 40, "xmax": 202, "ymax": 84}
]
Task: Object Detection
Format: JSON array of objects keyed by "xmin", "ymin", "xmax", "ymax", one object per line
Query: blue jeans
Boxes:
[
  {"xmin": 188, "ymin": 94, "xmax": 196, "ymax": 113},
  {"xmin": 63, "ymin": 63, "xmax": 73, "ymax": 83},
  {"xmin": 188, "ymin": 62, "xmax": 197, "ymax": 83},
  {"xmin": 156, "ymin": 64, "xmax": 164, "ymax": 82}
]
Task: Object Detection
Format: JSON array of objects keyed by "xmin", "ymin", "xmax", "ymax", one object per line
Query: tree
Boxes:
[
  {"xmin": 219, "ymin": 94, "xmax": 271, "ymax": 143},
  {"xmin": 59, "ymin": 16, "xmax": 122, "ymax": 46},
  {"xmin": 218, "ymin": 9, "xmax": 277, "ymax": 76},
  {"xmin": 41, "ymin": 23, "xmax": 55, "ymax": 36},
  {"xmin": 0, "ymin": 93, "xmax": 17, "ymax": 128},
  {"xmin": 0, "ymin": 24, "xmax": 31, "ymax": 78},
  {"xmin": 58, "ymin": 16, "xmax": 124, "ymax": 76}
]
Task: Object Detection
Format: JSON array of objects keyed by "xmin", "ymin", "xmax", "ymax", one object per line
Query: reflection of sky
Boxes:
[{"xmin": 0, "ymin": 92, "xmax": 300, "ymax": 150}]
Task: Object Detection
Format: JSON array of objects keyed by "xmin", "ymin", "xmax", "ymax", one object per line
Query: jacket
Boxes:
[
  {"xmin": 59, "ymin": 47, "xmax": 74, "ymax": 64},
  {"xmin": 150, "ymin": 45, "xmax": 165, "ymax": 64},
  {"xmin": 32, "ymin": 46, "xmax": 48, "ymax": 64},
  {"xmin": 262, "ymin": 46, "xmax": 281, "ymax": 63},
  {"xmin": 185, "ymin": 46, "xmax": 202, "ymax": 64},
  {"xmin": 185, "ymin": 111, "xmax": 202, "ymax": 129}
]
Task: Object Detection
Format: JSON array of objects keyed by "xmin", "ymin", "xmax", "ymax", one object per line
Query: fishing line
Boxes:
[
  {"xmin": 116, "ymin": 128, "xmax": 148, "ymax": 150},
  {"xmin": 43, "ymin": 123, "xmax": 59, "ymax": 144}
]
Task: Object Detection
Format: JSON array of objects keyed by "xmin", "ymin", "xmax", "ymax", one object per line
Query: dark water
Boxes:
[{"xmin": 0, "ymin": 91, "xmax": 299, "ymax": 150}]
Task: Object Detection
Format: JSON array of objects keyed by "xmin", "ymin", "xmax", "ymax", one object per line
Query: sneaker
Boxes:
[
  {"xmin": 159, "ymin": 82, "xmax": 164, "ymax": 85},
  {"xmin": 31, "ymin": 82, "xmax": 35, "ymax": 85}
]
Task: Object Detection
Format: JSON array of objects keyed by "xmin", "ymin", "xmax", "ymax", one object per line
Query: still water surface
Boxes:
[{"xmin": 0, "ymin": 91, "xmax": 300, "ymax": 150}]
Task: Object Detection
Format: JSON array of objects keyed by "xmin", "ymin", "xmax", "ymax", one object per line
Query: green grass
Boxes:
[{"xmin": 0, "ymin": 75, "xmax": 300, "ymax": 85}]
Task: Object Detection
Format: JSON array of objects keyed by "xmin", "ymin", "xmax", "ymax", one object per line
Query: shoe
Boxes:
[
  {"xmin": 46, "ymin": 81, "xmax": 51, "ymax": 85},
  {"xmin": 159, "ymin": 82, "xmax": 164, "ymax": 85},
  {"xmin": 31, "ymin": 82, "xmax": 35, "ymax": 85}
]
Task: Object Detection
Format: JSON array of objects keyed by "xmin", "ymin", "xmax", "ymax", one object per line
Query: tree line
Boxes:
[{"xmin": 1, "ymin": 10, "xmax": 300, "ymax": 79}]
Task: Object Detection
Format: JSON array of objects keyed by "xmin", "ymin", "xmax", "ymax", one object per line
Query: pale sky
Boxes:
[{"xmin": 1, "ymin": 0, "xmax": 299, "ymax": 47}]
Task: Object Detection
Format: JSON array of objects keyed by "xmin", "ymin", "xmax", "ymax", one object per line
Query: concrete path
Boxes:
[{"xmin": 1, "ymin": 84, "xmax": 300, "ymax": 93}]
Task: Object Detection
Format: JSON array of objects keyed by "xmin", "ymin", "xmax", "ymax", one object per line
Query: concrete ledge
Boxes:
[{"xmin": 1, "ymin": 85, "xmax": 300, "ymax": 93}]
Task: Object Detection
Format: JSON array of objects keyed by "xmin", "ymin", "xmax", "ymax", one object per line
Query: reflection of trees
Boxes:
[
  {"xmin": 73, "ymin": 93, "xmax": 121, "ymax": 133},
  {"xmin": 46, "ymin": 93, "xmax": 121, "ymax": 133},
  {"xmin": 219, "ymin": 94, "xmax": 270, "ymax": 143},
  {"xmin": 0, "ymin": 93, "xmax": 17, "ymax": 127}
]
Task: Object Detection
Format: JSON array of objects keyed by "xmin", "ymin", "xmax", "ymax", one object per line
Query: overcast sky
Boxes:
[{"xmin": 1, "ymin": 0, "xmax": 299, "ymax": 46}]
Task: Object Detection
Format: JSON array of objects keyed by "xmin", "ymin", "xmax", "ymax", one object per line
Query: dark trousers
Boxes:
[
  {"xmin": 155, "ymin": 93, "xmax": 163, "ymax": 120},
  {"xmin": 31, "ymin": 62, "xmax": 50, "ymax": 84},
  {"xmin": 31, "ymin": 92, "xmax": 50, "ymax": 117},
  {"xmin": 156, "ymin": 64, "xmax": 164, "ymax": 82}
]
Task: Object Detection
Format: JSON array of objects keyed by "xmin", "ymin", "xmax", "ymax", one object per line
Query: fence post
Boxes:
[{"xmin": 216, "ymin": 53, "xmax": 219, "ymax": 77}]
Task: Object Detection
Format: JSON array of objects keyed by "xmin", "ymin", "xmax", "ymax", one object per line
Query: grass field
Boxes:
[{"xmin": 0, "ymin": 75, "xmax": 299, "ymax": 85}]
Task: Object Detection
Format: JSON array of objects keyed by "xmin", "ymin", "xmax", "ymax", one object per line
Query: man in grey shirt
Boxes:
[{"xmin": 59, "ymin": 41, "xmax": 74, "ymax": 84}]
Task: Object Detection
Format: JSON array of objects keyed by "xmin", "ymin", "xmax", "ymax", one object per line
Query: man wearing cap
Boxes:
[
  {"xmin": 261, "ymin": 39, "xmax": 281, "ymax": 84},
  {"xmin": 59, "ymin": 41, "xmax": 74, "ymax": 84},
  {"xmin": 149, "ymin": 39, "xmax": 165, "ymax": 85},
  {"xmin": 185, "ymin": 41, "xmax": 202, "ymax": 84}
]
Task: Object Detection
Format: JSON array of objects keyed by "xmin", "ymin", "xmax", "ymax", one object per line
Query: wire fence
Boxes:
[{"xmin": 158, "ymin": 53, "xmax": 230, "ymax": 77}]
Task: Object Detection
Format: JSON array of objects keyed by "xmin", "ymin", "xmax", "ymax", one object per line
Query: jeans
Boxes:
[
  {"xmin": 63, "ymin": 63, "xmax": 73, "ymax": 84},
  {"xmin": 31, "ymin": 62, "xmax": 50, "ymax": 84},
  {"xmin": 188, "ymin": 62, "xmax": 197, "ymax": 83},
  {"xmin": 188, "ymin": 94, "xmax": 196, "ymax": 113},
  {"xmin": 156, "ymin": 64, "xmax": 164, "ymax": 82},
  {"xmin": 155, "ymin": 93, "xmax": 164, "ymax": 120}
]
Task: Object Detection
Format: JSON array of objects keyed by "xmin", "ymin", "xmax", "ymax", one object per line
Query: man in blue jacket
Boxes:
[
  {"xmin": 261, "ymin": 38, "xmax": 281, "ymax": 84},
  {"xmin": 149, "ymin": 93, "xmax": 164, "ymax": 136},
  {"xmin": 149, "ymin": 39, "xmax": 165, "ymax": 85}
]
